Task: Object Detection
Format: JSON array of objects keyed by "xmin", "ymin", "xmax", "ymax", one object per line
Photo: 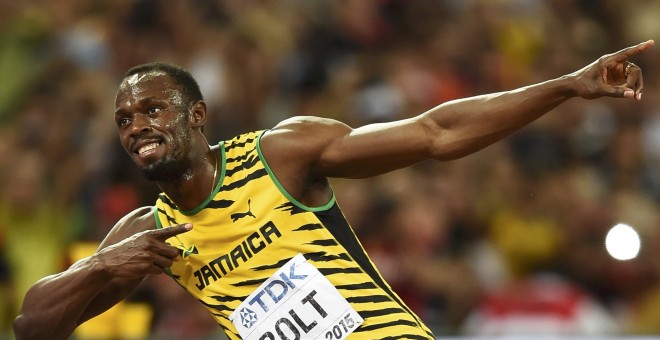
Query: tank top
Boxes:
[{"xmin": 153, "ymin": 131, "xmax": 434, "ymax": 339}]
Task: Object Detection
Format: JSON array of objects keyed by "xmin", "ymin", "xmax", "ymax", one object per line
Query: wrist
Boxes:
[
  {"xmin": 552, "ymin": 75, "xmax": 579, "ymax": 98},
  {"xmin": 87, "ymin": 253, "xmax": 113, "ymax": 281}
]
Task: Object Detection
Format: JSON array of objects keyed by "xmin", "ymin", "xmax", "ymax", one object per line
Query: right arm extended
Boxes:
[{"xmin": 13, "ymin": 207, "xmax": 192, "ymax": 340}]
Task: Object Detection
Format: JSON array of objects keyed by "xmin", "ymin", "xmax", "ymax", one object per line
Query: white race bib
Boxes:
[{"xmin": 229, "ymin": 253, "xmax": 364, "ymax": 340}]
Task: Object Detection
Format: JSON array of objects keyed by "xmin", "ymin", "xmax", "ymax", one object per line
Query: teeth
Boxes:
[{"xmin": 138, "ymin": 142, "xmax": 158, "ymax": 155}]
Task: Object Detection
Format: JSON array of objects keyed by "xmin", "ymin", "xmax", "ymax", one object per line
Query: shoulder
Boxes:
[
  {"xmin": 267, "ymin": 116, "xmax": 350, "ymax": 135},
  {"xmin": 258, "ymin": 116, "xmax": 350, "ymax": 202},
  {"xmin": 99, "ymin": 206, "xmax": 157, "ymax": 249},
  {"xmin": 261, "ymin": 116, "xmax": 351, "ymax": 154}
]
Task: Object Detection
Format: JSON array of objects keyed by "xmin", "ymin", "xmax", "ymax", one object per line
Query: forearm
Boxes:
[
  {"xmin": 13, "ymin": 256, "xmax": 111, "ymax": 340},
  {"xmin": 14, "ymin": 214, "xmax": 186, "ymax": 340},
  {"xmin": 424, "ymin": 75, "xmax": 575, "ymax": 160}
]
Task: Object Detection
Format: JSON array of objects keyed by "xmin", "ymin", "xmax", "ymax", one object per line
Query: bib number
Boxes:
[{"xmin": 229, "ymin": 254, "xmax": 364, "ymax": 339}]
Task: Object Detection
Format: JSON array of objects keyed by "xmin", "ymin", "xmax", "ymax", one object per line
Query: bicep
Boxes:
[
  {"xmin": 264, "ymin": 116, "xmax": 437, "ymax": 179},
  {"xmin": 322, "ymin": 117, "xmax": 441, "ymax": 178}
]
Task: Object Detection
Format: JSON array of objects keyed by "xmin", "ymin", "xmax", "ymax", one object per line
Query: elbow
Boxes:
[
  {"xmin": 13, "ymin": 313, "xmax": 71, "ymax": 340},
  {"xmin": 13, "ymin": 314, "xmax": 36, "ymax": 340},
  {"xmin": 420, "ymin": 109, "xmax": 495, "ymax": 161},
  {"xmin": 426, "ymin": 128, "xmax": 492, "ymax": 161},
  {"xmin": 426, "ymin": 131, "xmax": 465, "ymax": 162},
  {"xmin": 420, "ymin": 116, "xmax": 461, "ymax": 161}
]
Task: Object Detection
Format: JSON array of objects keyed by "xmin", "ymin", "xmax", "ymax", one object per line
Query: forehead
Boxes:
[{"xmin": 115, "ymin": 71, "xmax": 179, "ymax": 104}]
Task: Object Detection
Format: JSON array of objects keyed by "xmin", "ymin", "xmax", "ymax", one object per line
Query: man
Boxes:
[{"xmin": 14, "ymin": 40, "xmax": 654, "ymax": 340}]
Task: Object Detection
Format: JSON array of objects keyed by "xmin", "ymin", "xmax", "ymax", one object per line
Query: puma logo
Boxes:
[{"xmin": 231, "ymin": 199, "xmax": 256, "ymax": 222}]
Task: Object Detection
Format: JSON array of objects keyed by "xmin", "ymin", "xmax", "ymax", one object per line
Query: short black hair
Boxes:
[{"xmin": 124, "ymin": 62, "xmax": 204, "ymax": 108}]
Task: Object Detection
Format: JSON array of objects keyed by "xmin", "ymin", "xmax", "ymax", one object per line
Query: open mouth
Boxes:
[
  {"xmin": 138, "ymin": 142, "xmax": 160, "ymax": 155},
  {"xmin": 133, "ymin": 139, "xmax": 163, "ymax": 157}
]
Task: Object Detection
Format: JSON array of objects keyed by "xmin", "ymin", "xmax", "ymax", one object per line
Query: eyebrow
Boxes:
[{"xmin": 115, "ymin": 96, "xmax": 163, "ymax": 115}]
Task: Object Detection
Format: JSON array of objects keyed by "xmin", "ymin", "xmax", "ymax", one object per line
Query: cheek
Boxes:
[
  {"xmin": 171, "ymin": 129, "xmax": 192, "ymax": 154},
  {"xmin": 118, "ymin": 131, "xmax": 131, "ymax": 151},
  {"xmin": 159, "ymin": 111, "xmax": 186, "ymax": 131},
  {"xmin": 165, "ymin": 119, "xmax": 193, "ymax": 151},
  {"xmin": 169, "ymin": 115, "xmax": 192, "ymax": 138},
  {"xmin": 151, "ymin": 117, "xmax": 163, "ymax": 127}
]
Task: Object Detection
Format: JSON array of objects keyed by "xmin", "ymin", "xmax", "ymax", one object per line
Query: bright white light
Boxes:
[{"xmin": 605, "ymin": 223, "xmax": 641, "ymax": 260}]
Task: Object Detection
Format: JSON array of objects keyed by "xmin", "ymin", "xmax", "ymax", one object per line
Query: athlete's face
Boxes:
[{"xmin": 114, "ymin": 71, "xmax": 194, "ymax": 181}]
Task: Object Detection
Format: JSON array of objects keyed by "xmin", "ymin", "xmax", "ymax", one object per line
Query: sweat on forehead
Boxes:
[
  {"xmin": 120, "ymin": 62, "xmax": 204, "ymax": 105},
  {"xmin": 116, "ymin": 72, "xmax": 185, "ymax": 106},
  {"xmin": 122, "ymin": 70, "xmax": 169, "ymax": 87},
  {"xmin": 119, "ymin": 72, "xmax": 185, "ymax": 101}
]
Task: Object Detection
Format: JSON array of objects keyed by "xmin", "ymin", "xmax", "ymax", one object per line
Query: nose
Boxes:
[{"xmin": 130, "ymin": 113, "xmax": 152, "ymax": 136}]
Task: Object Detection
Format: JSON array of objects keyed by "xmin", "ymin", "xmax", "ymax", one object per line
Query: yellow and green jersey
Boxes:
[{"xmin": 154, "ymin": 131, "xmax": 434, "ymax": 339}]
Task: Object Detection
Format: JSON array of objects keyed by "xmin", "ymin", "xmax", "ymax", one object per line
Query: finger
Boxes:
[
  {"xmin": 626, "ymin": 69, "xmax": 644, "ymax": 100},
  {"xmin": 610, "ymin": 40, "xmax": 654, "ymax": 63},
  {"xmin": 144, "ymin": 264, "xmax": 169, "ymax": 275},
  {"xmin": 154, "ymin": 243, "xmax": 181, "ymax": 259},
  {"xmin": 605, "ymin": 84, "xmax": 635, "ymax": 99},
  {"xmin": 152, "ymin": 254, "xmax": 177, "ymax": 269},
  {"xmin": 151, "ymin": 223, "xmax": 193, "ymax": 240}
]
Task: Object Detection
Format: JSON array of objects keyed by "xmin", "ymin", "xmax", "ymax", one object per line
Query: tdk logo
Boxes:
[
  {"xmin": 239, "ymin": 307, "xmax": 258, "ymax": 329},
  {"xmin": 248, "ymin": 261, "xmax": 308, "ymax": 313}
]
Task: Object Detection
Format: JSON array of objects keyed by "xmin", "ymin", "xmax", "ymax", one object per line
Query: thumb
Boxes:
[
  {"xmin": 602, "ymin": 84, "xmax": 635, "ymax": 99},
  {"xmin": 621, "ymin": 88, "xmax": 636, "ymax": 99}
]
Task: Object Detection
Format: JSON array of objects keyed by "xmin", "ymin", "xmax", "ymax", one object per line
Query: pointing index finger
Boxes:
[
  {"xmin": 153, "ymin": 223, "xmax": 193, "ymax": 240},
  {"xmin": 612, "ymin": 40, "xmax": 655, "ymax": 62}
]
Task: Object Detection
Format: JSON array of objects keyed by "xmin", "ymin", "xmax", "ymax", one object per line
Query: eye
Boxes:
[
  {"xmin": 117, "ymin": 117, "xmax": 132, "ymax": 127},
  {"xmin": 147, "ymin": 106, "xmax": 162, "ymax": 115}
]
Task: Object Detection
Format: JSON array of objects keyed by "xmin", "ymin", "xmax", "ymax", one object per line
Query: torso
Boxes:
[{"xmin": 152, "ymin": 131, "xmax": 435, "ymax": 339}]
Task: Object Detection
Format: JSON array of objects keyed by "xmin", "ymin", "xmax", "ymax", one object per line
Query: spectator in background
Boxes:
[
  {"xmin": 12, "ymin": 24, "xmax": 654, "ymax": 339},
  {"xmin": 2, "ymin": 1, "xmax": 660, "ymax": 337}
]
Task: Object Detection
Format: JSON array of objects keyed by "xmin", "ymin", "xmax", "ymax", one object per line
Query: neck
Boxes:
[{"xmin": 157, "ymin": 147, "xmax": 218, "ymax": 211}]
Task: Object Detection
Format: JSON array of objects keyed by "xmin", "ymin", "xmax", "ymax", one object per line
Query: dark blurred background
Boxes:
[{"xmin": 1, "ymin": 0, "xmax": 659, "ymax": 338}]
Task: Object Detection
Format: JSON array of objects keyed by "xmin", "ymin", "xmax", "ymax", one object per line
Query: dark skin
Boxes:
[{"xmin": 14, "ymin": 40, "xmax": 653, "ymax": 339}]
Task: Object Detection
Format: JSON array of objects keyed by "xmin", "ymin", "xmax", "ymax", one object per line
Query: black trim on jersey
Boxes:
[
  {"xmin": 306, "ymin": 239, "xmax": 339, "ymax": 247},
  {"xmin": 157, "ymin": 208, "xmax": 178, "ymax": 225},
  {"xmin": 304, "ymin": 251, "xmax": 352, "ymax": 262},
  {"xmin": 358, "ymin": 307, "xmax": 408, "ymax": 318},
  {"xmin": 355, "ymin": 319, "xmax": 418, "ymax": 332},
  {"xmin": 218, "ymin": 168, "xmax": 268, "ymax": 192},
  {"xmin": 226, "ymin": 152, "xmax": 253, "ymax": 163},
  {"xmin": 275, "ymin": 201, "xmax": 306, "ymax": 215},
  {"xmin": 209, "ymin": 294, "xmax": 244, "ymax": 303},
  {"xmin": 158, "ymin": 194, "xmax": 177, "ymax": 210},
  {"xmin": 231, "ymin": 277, "xmax": 268, "ymax": 287},
  {"xmin": 334, "ymin": 282, "xmax": 377, "ymax": 290},
  {"xmin": 225, "ymin": 154, "xmax": 260, "ymax": 177},
  {"xmin": 199, "ymin": 300, "xmax": 233, "ymax": 313},
  {"xmin": 158, "ymin": 196, "xmax": 233, "ymax": 213},
  {"xmin": 314, "ymin": 203, "xmax": 435, "ymax": 338},
  {"xmin": 205, "ymin": 199, "xmax": 234, "ymax": 209},
  {"xmin": 379, "ymin": 335, "xmax": 432, "ymax": 340},
  {"xmin": 346, "ymin": 295, "xmax": 391, "ymax": 303},
  {"xmin": 318, "ymin": 267, "xmax": 363, "ymax": 276},
  {"xmin": 224, "ymin": 137, "xmax": 255, "ymax": 152},
  {"xmin": 251, "ymin": 257, "xmax": 294, "ymax": 271},
  {"xmin": 292, "ymin": 223, "xmax": 324, "ymax": 231}
]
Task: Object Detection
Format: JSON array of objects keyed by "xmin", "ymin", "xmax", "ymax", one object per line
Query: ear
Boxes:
[{"xmin": 189, "ymin": 100, "xmax": 207, "ymax": 129}]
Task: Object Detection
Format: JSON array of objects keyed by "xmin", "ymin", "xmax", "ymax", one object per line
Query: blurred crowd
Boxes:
[{"xmin": 1, "ymin": 0, "xmax": 660, "ymax": 338}]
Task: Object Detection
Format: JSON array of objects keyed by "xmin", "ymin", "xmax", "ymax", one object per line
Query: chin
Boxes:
[{"xmin": 141, "ymin": 157, "xmax": 190, "ymax": 182}]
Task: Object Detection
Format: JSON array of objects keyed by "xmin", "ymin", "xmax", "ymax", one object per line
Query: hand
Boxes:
[
  {"xmin": 95, "ymin": 223, "xmax": 193, "ymax": 278},
  {"xmin": 570, "ymin": 40, "xmax": 654, "ymax": 100}
]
